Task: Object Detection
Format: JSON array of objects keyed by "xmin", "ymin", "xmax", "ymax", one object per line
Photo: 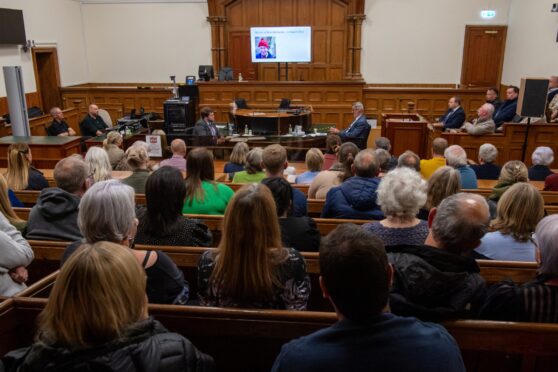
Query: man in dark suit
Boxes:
[
  {"xmin": 485, "ymin": 87, "xmax": 503, "ymax": 112},
  {"xmin": 80, "ymin": 104, "xmax": 108, "ymax": 138},
  {"xmin": 193, "ymin": 106, "xmax": 224, "ymax": 146},
  {"xmin": 329, "ymin": 102, "xmax": 370, "ymax": 150},
  {"xmin": 439, "ymin": 96, "xmax": 466, "ymax": 130},
  {"xmin": 493, "ymin": 86, "xmax": 519, "ymax": 128}
]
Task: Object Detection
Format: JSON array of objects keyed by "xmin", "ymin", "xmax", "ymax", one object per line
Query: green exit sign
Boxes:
[{"xmin": 481, "ymin": 10, "xmax": 496, "ymax": 18}]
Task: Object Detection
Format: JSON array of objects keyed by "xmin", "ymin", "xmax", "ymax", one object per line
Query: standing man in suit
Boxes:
[
  {"xmin": 193, "ymin": 107, "xmax": 225, "ymax": 146},
  {"xmin": 493, "ymin": 86, "xmax": 519, "ymax": 128},
  {"xmin": 329, "ymin": 102, "xmax": 370, "ymax": 150},
  {"xmin": 439, "ymin": 97, "xmax": 466, "ymax": 130},
  {"xmin": 80, "ymin": 104, "xmax": 108, "ymax": 138},
  {"xmin": 485, "ymin": 87, "xmax": 503, "ymax": 112},
  {"xmin": 47, "ymin": 107, "xmax": 76, "ymax": 136}
]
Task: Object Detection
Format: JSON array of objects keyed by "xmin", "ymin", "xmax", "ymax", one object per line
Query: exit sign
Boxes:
[{"xmin": 481, "ymin": 10, "xmax": 496, "ymax": 18}]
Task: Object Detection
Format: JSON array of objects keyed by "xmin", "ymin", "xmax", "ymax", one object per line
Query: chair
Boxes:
[
  {"xmin": 278, "ymin": 98, "xmax": 291, "ymax": 109},
  {"xmin": 234, "ymin": 98, "xmax": 249, "ymax": 109},
  {"xmin": 218, "ymin": 67, "xmax": 234, "ymax": 81},
  {"xmin": 97, "ymin": 108, "xmax": 113, "ymax": 126}
]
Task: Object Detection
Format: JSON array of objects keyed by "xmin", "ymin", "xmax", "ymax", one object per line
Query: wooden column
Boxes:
[
  {"xmin": 345, "ymin": 14, "xmax": 365, "ymax": 80},
  {"xmin": 207, "ymin": 16, "xmax": 227, "ymax": 73}
]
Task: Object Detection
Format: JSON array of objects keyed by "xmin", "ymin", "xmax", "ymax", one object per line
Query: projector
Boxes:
[{"xmin": 553, "ymin": 3, "xmax": 558, "ymax": 12}]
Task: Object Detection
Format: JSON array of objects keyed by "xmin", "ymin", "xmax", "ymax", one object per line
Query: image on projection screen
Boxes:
[{"xmin": 250, "ymin": 26, "xmax": 312, "ymax": 63}]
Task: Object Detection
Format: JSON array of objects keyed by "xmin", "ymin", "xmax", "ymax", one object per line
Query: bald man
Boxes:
[
  {"xmin": 80, "ymin": 104, "xmax": 108, "ymax": 138},
  {"xmin": 459, "ymin": 103, "xmax": 495, "ymax": 136},
  {"xmin": 159, "ymin": 139, "xmax": 187, "ymax": 172},
  {"xmin": 47, "ymin": 107, "xmax": 76, "ymax": 136}
]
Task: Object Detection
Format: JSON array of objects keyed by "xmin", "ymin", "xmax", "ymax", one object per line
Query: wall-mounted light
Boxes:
[
  {"xmin": 21, "ymin": 40, "xmax": 35, "ymax": 53},
  {"xmin": 480, "ymin": 10, "xmax": 496, "ymax": 19}
]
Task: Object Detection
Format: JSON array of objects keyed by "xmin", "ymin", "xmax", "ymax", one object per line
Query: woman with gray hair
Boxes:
[
  {"xmin": 60, "ymin": 180, "xmax": 190, "ymax": 305},
  {"xmin": 471, "ymin": 143, "xmax": 501, "ymax": 180},
  {"xmin": 84, "ymin": 146, "xmax": 112, "ymax": 183},
  {"xmin": 528, "ymin": 146, "xmax": 554, "ymax": 181},
  {"xmin": 363, "ymin": 167, "xmax": 428, "ymax": 246},
  {"xmin": 480, "ymin": 214, "xmax": 558, "ymax": 322},
  {"xmin": 232, "ymin": 147, "xmax": 266, "ymax": 183}
]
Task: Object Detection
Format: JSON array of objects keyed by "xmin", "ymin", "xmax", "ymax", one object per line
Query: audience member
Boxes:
[
  {"xmin": 445, "ymin": 145, "xmax": 478, "ymax": 189},
  {"xmin": 544, "ymin": 171, "xmax": 558, "ymax": 191},
  {"xmin": 262, "ymin": 177, "xmax": 320, "ymax": 252},
  {"xmin": 363, "ymin": 167, "xmax": 428, "ymax": 246},
  {"xmin": 480, "ymin": 214, "xmax": 558, "ymax": 323},
  {"xmin": 548, "ymin": 75, "xmax": 558, "ymax": 103},
  {"xmin": 224, "ymin": 142, "xmax": 249, "ymax": 179},
  {"xmin": 62, "ymin": 180, "xmax": 190, "ymax": 305},
  {"xmin": 323, "ymin": 134, "xmax": 341, "ymax": 170},
  {"xmin": 528, "ymin": 146, "xmax": 554, "ymax": 181},
  {"xmin": 309, "ymin": 142, "xmax": 359, "ymax": 199},
  {"xmin": 488, "ymin": 160, "xmax": 528, "ymax": 203},
  {"xmin": 271, "ymin": 224, "xmax": 466, "ymax": 372},
  {"xmin": 135, "ymin": 167, "xmax": 212, "ymax": 247},
  {"xmin": 397, "ymin": 150, "xmax": 420, "ymax": 172},
  {"xmin": 374, "ymin": 148, "xmax": 391, "ymax": 177},
  {"xmin": 183, "ymin": 148, "xmax": 234, "ymax": 215},
  {"xmin": 80, "ymin": 104, "xmax": 108, "ymax": 137},
  {"xmin": 439, "ymin": 96, "xmax": 466, "ymax": 130},
  {"xmin": 102, "ymin": 131, "xmax": 124, "ymax": 169},
  {"xmin": 420, "ymin": 137, "xmax": 448, "ymax": 179},
  {"xmin": 120, "ymin": 144, "xmax": 150, "ymax": 194},
  {"xmin": 197, "ymin": 184, "xmax": 310, "ymax": 309},
  {"xmin": 322, "ymin": 149, "xmax": 383, "ymax": 220},
  {"xmin": 46, "ymin": 107, "xmax": 76, "ymax": 136},
  {"xmin": 26, "ymin": 156, "xmax": 91, "ymax": 241},
  {"xmin": 0, "ymin": 174, "xmax": 26, "ymax": 232},
  {"xmin": 0, "ymin": 211, "xmax": 33, "ymax": 297},
  {"xmin": 232, "ymin": 147, "xmax": 266, "ymax": 183},
  {"xmin": 374, "ymin": 137, "xmax": 397, "ymax": 170},
  {"xmin": 485, "ymin": 87, "xmax": 503, "ymax": 111},
  {"xmin": 418, "ymin": 166, "xmax": 460, "ymax": 220},
  {"xmin": 84, "ymin": 146, "xmax": 112, "ymax": 183},
  {"xmin": 5, "ymin": 143, "xmax": 49, "ymax": 191},
  {"xmin": 460, "ymin": 103, "xmax": 495, "ymax": 135},
  {"xmin": 262, "ymin": 144, "xmax": 307, "ymax": 217},
  {"xmin": 295, "ymin": 148, "xmax": 324, "ymax": 184},
  {"xmin": 471, "ymin": 143, "xmax": 501, "ymax": 180},
  {"xmin": 493, "ymin": 86, "xmax": 519, "ymax": 127},
  {"xmin": 328, "ymin": 102, "xmax": 370, "ymax": 150},
  {"xmin": 549, "ymin": 92, "xmax": 558, "ymax": 123},
  {"xmin": 475, "ymin": 183, "xmax": 542, "ymax": 262},
  {"xmin": 4, "ymin": 241, "xmax": 213, "ymax": 370},
  {"xmin": 388, "ymin": 193, "xmax": 489, "ymax": 321},
  {"xmin": 159, "ymin": 139, "xmax": 187, "ymax": 172}
]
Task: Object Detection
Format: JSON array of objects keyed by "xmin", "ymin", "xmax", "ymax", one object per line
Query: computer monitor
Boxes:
[{"xmin": 198, "ymin": 65, "xmax": 214, "ymax": 81}]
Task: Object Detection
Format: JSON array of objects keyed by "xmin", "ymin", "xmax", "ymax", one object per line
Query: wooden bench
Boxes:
[
  {"xmin": 1, "ymin": 297, "xmax": 557, "ymax": 372},
  {"xmin": 13, "ymin": 190, "xmax": 146, "ymax": 207}
]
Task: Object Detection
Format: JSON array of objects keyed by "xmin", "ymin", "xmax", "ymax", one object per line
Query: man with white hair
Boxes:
[
  {"xmin": 459, "ymin": 103, "xmax": 496, "ymax": 135},
  {"xmin": 329, "ymin": 102, "xmax": 370, "ymax": 150},
  {"xmin": 471, "ymin": 143, "xmax": 501, "ymax": 180},
  {"xmin": 445, "ymin": 145, "xmax": 478, "ymax": 189},
  {"xmin": 528, "ymin": 146, "xmax": 555, "ymax": 181},
  {"xmin": 547, "ymin": 76, "xmax": 558, "ymax": 104}
]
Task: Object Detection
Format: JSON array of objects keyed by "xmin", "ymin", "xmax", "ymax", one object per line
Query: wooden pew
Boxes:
[
  {"xmin": 13, "ymin": 190, "xmax": 147, "ymax": 207},
  {"xmin": 226, "ymin": 182, "xmax": 310, "ymax": 196},
  {"xmin": 1, "ymin": 297, "xmax": 558, "ymax": 372}
]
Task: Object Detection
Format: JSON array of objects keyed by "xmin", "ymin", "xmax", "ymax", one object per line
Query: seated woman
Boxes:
[
  {"xmin": 224, "ymin": 142, "xmax": 249, "ymax": 180},
  {"xmin": 85, "ymin": 146, "xmax": 112, "ymax": 183},
  {"xmin": 475, "ymin": 183, "xmax": 543, "ymax": 262},
  {"xmin": 528, "ymin": 146, "xmax": 554, "ymax": 181},
  {"xmin": 62, "ymin": 180, "xmax": 190, "ymax": 305},
  {"xmin": 135, "ymin": 166, "xmax": 212, "ymax": 247},
  {"xmin": 5, "ymin": 143, "xmax": 48, "ymax": 191},
  {"xmin": 0, "ymin": 174, "xmax": 26, "ymax": 232},
  {"xmin": 262, "ymin": 177, "xmax": 320, "ymax": 252},
  {"xmin": 470, "ymin": 143, "xmax": 501, "ymax": 180},
  {"xmin": 4, "ymin": 241, "xmax": 214, "ymax": 370},
  {"xmin": 480, "ymin": 214, "xmax": 558, "ymax": 322},
  {"xmin": 295, "ymin": 148, "xmax": 324, "ymax": 185},
  {"xmin": 417, "ymin": 166, "xmax": 460, "ymax": 220},
  {"xmin": 103, "ymin": 131, "xmax": 124, "ymax": 169},
  {"xmin": 231, "ymin": 147, "xmax": 266, "ymax": 183},
  {"xmin": 197, "ymin": 184, "xmax": 310, "ymax": 310},
  {"xmin": 183, "ymin": 148, "xmax": 234, "ymax": 215},
  {"xmin": 308, "ymin": 142, "xmax": 359, "ymax": 199},
  {"xmin": 363, "ymin": 167, "xmax": 428, "ymax": 246},
  {"xmin": 488, "ymin": 160, "xmax": 529, "ymax": 203},
  {"xmin": 121, "ymin": 144, "xmax": 150, "ymax": 194},
  {"xmin": 323, "ymin": 134, "xmax": 341, "ymax": 170}
]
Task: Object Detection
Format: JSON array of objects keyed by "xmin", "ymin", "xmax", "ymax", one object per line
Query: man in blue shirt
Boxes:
[
  {"xmin": 272, "ymin": 224, "xmax": 466, "ymax": 372},
  {"xmin": 445, "ymin": 144, "xmax": 478, "ymax": 189}
]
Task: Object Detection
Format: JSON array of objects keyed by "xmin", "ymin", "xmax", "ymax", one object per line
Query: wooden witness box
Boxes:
[
  {"xmin": 0, "ymin": 136, "xmax": 81, "ymax": 168},
  {"xmin": 380, "ymin": 113, "xmax": 429, "ymax": 158}
]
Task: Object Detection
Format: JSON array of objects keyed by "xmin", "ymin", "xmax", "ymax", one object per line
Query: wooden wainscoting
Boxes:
[
  {"xmin": 0, "ymin": 107, "xmax": 79, "ymax": 137},
  {"xmin": 0, "ymin": 92, "xmax": 42, "ymax": 118}
]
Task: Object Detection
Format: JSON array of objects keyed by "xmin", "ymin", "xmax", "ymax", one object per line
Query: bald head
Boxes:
[
  {"xmin": 88, "ymin": 104, "xmax": 99, "ymax": 117},
  {"xmin": 353, "ymin": 149, "xmax": 379, "ymax": 178},
  {"xmin": 170, "ymin": 139, "xmax": 186, "ymax": 156}
]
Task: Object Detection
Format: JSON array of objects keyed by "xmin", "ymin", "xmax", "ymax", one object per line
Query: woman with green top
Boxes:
[
  {"xmin": 231, "ymin": 147, "xmax": 266, "ymax": 184},
  {"xmin": 183, "ymin": 148, "xmax": 234, "ymax": 215}
]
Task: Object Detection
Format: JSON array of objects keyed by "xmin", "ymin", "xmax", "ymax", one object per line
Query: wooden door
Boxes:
[
  {"xmin": 229, "ymin": 32, "xmax": 258, "ymax": 80},
  {"xmin": 461, "ymin": 25, "xmax": 507, "ymax": 88},
  {"xmin": 32, "ymin": 48, "xmax": 62, "ymax": 111}
]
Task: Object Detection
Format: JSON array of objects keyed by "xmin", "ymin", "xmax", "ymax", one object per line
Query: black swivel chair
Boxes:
[
  {"xmin": 278, "ymin": 98, "xmax": 291, "ymax": 109},
  {"xmin": 235, "ymin": 98, "xmax": 249, "ymax": 109}
]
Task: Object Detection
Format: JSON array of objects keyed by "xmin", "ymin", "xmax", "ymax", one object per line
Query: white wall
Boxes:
[
  {"xmin": 81, "ymin": 2, "xmax": 211, "ymax": 83},
  {"xmin": 361, "ymin": 0, "xmax": 512, "ymax": 84},
  {"xmin": 0, "ymin": 0, "xmax": 89, "ymax": 96},
  {"xmin": 501, "ymin": 0, "xmax": 558, "ymax": 86}
]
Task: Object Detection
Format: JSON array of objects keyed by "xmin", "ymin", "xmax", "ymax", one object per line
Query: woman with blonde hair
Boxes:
[
  {"xmin": 295, "ymin": 148, "xmax": 324, "ymax": 184},
  {"xmin": 5, "ymin": 143, "xmax": 48, "ymax": 191},
  {"xmin": 231, "ymin": 147, "xmax": 266, "ymax": 183},
  {"xmin": 102, "ymin": 131, "xmax": 124, "ymax": 169},
  {"xmin": 197, "ymin": 183, "xmax": 310, "ymax": 309},
  {"xmin": 7, "ymin": 241, "xmax": 213, "ymax": 369},
  {"xmin": 418, "ymin": 166, "xmax": 461, "ymax": 220},
  {"xmin": 224, "ymin": 141, "xmax": 249, "ymax": 179},
  {"xmin": 0, "ymin": 174, "xmax": 26, "ymax": 232},
  {"xmin": 475, "ymin": 183, "xmax": 543, "ymax": 262},
  {"xmin": 121, "ymin": 143, "xmax": 150, "ymax": 193},
  {"xmin": 84, "ymin": 146, "xmax": 112, "ymax": 183},
  {"xmin": 488, "ymin": 160, "xmax": 529, "ymax": 202}
]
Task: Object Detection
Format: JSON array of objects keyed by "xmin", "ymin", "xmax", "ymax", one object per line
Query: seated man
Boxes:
[
  {"xmin": 374, "ymin": 136, "xmax": 397, "ymax": 170},
  {"xmin": 47, "ymin": 107, "xmax": 76, "ymax": 136},
  {"xmin": 445, "ymin": 145, "xmax": 478, "ymax": 189},
  {"xmin": 493, "ymin": 86, "xmax": 519, "ymax": 128},
  {"xmin": 439, "ymin": 96, "xmax": 466, "ymax": 130},
  {"xmin": 193, "ymin": 106, "xmax": 225, "ymax": 146},
  {"xmin": 322, "ymin": 149, "xmax": 383, "ymax": 220},
  {"xmin": 329, "ymin": 102, "xmax": 370, "ymax": 150},
  {"xmin": 471, "ymin": 143, "xmax": 501, "ymax": 180},
  {"xmin": 397, "ymin": 150, "xmax": 420, "ymax": 172},
  {"xmin": 388, "ymin": 193, "xmax": 489, "ymax": 321},
  {"xmin": 486, "ymin": 87, "xmax": 503, "ymax": 112},
  {"xmin": 159, "ymin": 138, "xmax": 187, "ymax": 172},
  {"xmin": 547, "ymin": 75, "xmax": 558, "ymax": 104},
  {"xmin": 261, "ymin": 144, "xmax": 307, "ymax": 217},
  {"xmin": 460, "ymin": 103, "xmax": 495, "ymax": 136},
  {"xmin": 80, "ymin": 104, "xmax": 108, "ymax": 137},
  {"xmin": 26, "ymin": 156, "xmax": 91, "ymax": 241},
  {"xmin": 272, "ymin": 224, "xmax": 466, "ymax": 372},
  {"xmin": 420, "ymin": 137, "xmax": 448, "ymax": 179}
]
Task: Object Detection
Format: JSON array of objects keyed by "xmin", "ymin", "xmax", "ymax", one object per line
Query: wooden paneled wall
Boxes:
[
  {"xmin": 0, "ymin": 92, "xmax": 42, "ymax": 118},
  {"xmin": 0, "ymin": 107, "xmax": 79, "ymax": 137}
]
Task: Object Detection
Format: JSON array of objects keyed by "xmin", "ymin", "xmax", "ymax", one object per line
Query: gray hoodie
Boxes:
[{"xmin": 0, "ymin": 213, "xmax": 33, "ymax": 296}]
